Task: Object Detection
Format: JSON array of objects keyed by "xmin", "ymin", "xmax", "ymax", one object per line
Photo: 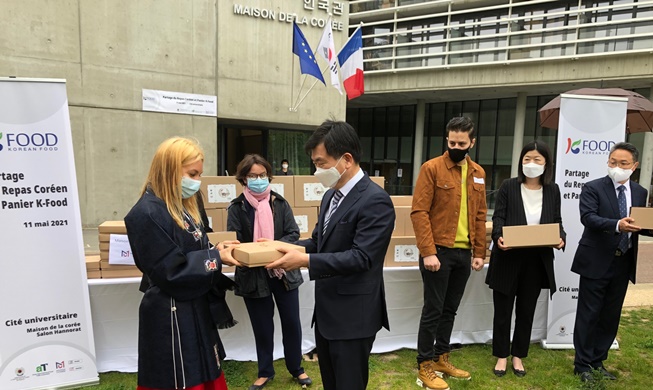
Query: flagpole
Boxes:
[
  {"xmin": 290, "ymin": 24, "xmax": 295, "ymax": 112},
  {"xmin": 293, "ymin": 65, "xmax": 330, "ymax": 111}
]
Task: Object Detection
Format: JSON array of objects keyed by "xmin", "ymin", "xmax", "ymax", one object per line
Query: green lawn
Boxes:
[{"xmin": 89, "ymin": 307, "xmax": 653, "ymax": 390}]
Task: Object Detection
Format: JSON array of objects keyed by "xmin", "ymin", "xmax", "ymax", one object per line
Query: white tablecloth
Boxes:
[{"xmin": 88, "ymin": 266, "xmax": 548, "ymax": 372}]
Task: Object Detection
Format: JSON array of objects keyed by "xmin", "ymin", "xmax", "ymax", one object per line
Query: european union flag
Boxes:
[{"xmin": 293, "ymin": 22, "xmax": 325, "ymax": 85}]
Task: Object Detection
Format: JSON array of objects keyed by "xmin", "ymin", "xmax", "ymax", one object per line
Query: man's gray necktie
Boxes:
[{"xmin": 323, "ymin": 190, "xmax": 343, "ymax": 235}]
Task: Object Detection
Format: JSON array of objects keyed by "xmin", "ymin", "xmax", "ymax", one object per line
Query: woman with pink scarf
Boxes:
[{"xmin": 226, "ymin": 154, "xmax": 312, "ymax": 390}]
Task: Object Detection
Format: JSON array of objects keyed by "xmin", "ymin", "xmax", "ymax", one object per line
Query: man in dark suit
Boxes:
[
  {"xmin": 267, "ymin": 120, "xmax": 395, "ymax": 390},
  {"xmin": 572, "ymin": 142, "xmax": 651, "ymax": 383}
]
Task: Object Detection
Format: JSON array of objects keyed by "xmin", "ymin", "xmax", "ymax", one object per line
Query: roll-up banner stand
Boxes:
[
  {"xmin": 541, "ymin": 94, "xmax": 627, "ymax": 349},
  {"xmin": 0, "ymin": 78, "xmax": 99, "ymax": 388}
]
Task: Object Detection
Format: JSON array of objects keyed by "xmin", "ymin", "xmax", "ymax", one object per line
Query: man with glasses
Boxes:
[{"xmin": 571, "ymin": 142, "xmax": 652, "ymax": 383}]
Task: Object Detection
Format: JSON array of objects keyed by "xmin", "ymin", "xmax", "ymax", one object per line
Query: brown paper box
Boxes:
[
  {"xmin": 233, "ymin": 241, "xmax": 306, "ymax": 267},
  {"xmin": 98, "ymin": 234, "xmax": 111, "ymax": 242},
  {"xmin": 100, "ymin": 260, "xmax": 139, "ymax": 270},
  {"xmin": 293, "ymin": 207, "xmax": 318, "ymax": 238},
  {"xmin": 391, "ymin": 196, "xmax": 413, "ymax": 207},
  {"xmin": 630, "ymin": 207, "xmax": 653, "ymax": 229},
  {"xmin": 98, "ymin": 221, "xmax": 127, "ymax": 234},
  {"xmin": 99, "ymin": 242, "xmax": 110, "ymax": 251},
  {"xmin": 205, "ymin": 209, "xmax": 225, "ymax": 231},
  {"xmin": 502, "ymin": 223, "xmax": 560, "ymax": 248},
  {"xmin": 393, "ymin": 207, "xmax": 411, "ymax": 236},
  {"xmin": 293, "ymin": 176, "xmax": 327, "ymax": 207},
  {"xmin": 200, "ymin": 176, "xmax": 243, "ymax": 209},
  {"xmin": 207, "ymin": 231, "xmax": 237, "ymax": 245},
  {"xmin": 86, "ymin": 270, "xmax": 102, "ymax": 279},
  {"xmin": 384, "ymin": 236, "xmax": 419, "ymax": 267},
  {"xmin": 370, "ymin": 176, "xmax": 385, "ymax": 189},
  {"xmin": 269, "ymin": 176, "xmax": 295, "ymax": 208},
  {"xmin": 85, "ymin": 255, "xmax": 101, "ymax": 271}
]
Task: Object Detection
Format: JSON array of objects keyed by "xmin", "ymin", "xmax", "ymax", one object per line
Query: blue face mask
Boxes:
[
  {"xmin": 181, "ymin": 176, "xmax": 201, "ymax": 199},
  {"xmin": 247, "ymin": 177, "xmax": 269, "ymax": 194}
]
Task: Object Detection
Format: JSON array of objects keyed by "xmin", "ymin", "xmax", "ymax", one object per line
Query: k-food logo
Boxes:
[
  {"xmin": 565, "ymin": 138, "xmax": 615, "ymax": 155},
  {"xmin": 565, "ymin": 138, "xmax": 581, "ymax": 154},
  {"xmin": 0, "ymin": 131, "xmax": 59, "ymax": 152}
]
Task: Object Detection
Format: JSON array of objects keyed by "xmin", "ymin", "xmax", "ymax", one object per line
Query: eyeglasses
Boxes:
[
  {"xmin": 607, "ymin": 160, "xmax": 634, "ymax": 169},
  {"xmin": 246, "ymin": 173, "xmax": 268, "ymax": 180}
]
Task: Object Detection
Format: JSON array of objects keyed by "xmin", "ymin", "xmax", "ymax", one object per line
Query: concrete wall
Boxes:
[
  {"xmin": 0, "ymin": 0, "xmax": 348, "ymax": 226},
  {"xmin": 217, "ymin": 1, "xmax": 348, "ymax": 125}
]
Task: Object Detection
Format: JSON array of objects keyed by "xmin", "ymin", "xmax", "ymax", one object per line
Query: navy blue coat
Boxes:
[
  {"xmin": 571, "ymin": 175, "xmax": 650, "ymax": 283},
  {"xmin": 125, "ymin": 190, "xmax": 232, "ymax": 389},
  {"xmin": 296, "ymin": 174, "xmax": 394, "ymax": 340}
]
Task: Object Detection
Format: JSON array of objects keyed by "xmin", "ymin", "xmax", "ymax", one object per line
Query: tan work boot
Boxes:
[
  {"xmin": 431, "ymin": 353, "xmax": 471, "ymax": 380},
  {"xmin": 416, "ymin": 361, "xmax": 450, "ymax": 390}
]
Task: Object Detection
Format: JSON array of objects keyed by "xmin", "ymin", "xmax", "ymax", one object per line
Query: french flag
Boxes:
[{"xmin": 337, "ymin": 26, "xmax": 364, "ymax": 100}]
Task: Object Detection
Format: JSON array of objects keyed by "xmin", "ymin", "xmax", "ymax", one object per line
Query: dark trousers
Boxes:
[
  {"xmin": 315, "ymin": 322, "xmax": 376, "ymax": 390},
  {"xmin": 416, "ymin": 246, "xmax": 471, "ymax": 364},
  {"xmin": 573, "ymin": 250, "xmax": 632, "ymax": 373},
  {"xmin": 492, "ymin": 258, "xmax": 546, "ymax": 358},
  {"xmin": 243, "ymin": 277, "xmax": 304, "ymax": 378}
]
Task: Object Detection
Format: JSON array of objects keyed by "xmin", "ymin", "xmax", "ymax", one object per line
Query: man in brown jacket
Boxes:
[{"xmin": 411, "ymin": 117, "xmax": 487, "ymax": 390}]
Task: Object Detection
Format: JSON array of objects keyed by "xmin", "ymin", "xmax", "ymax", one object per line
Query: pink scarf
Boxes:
[
  {"xmin": 243, "ymin": 186, "xmax": 274, "ymax": 241},
  {"xmin": 243, "ymin": 186, "xmax": 285, "ymax": 278}
]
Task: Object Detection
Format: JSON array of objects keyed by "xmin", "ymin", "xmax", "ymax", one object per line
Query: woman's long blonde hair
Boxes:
[{"xmin": 142, "ymin": 137, "xmax": 204, "ymax": 229}]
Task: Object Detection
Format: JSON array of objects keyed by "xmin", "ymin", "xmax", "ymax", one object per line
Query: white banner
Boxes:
[
  {"xmin": 142, "ymin": 88, "xmax": 217, "ymax": 116},
  {"xmin": 0, "ymin": 78, "xmax": 99, "ymax": 388},
  {"xmin": 542, "ymin": 94, "xmax": 627, "ymax": 348}
]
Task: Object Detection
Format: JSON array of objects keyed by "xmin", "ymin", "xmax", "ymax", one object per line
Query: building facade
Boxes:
[
  {"xmin": 1, "ymin": 0, "xmax": 652, "ymax": 225},
  {"xmin": 348, "ymin": 0, "xmax": 653, "ymax": 207}
]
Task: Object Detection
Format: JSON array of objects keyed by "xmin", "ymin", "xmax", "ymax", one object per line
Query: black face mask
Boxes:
[{"xmin": 447, "ymin": 147, "xmax": 469, "ymax": 163}]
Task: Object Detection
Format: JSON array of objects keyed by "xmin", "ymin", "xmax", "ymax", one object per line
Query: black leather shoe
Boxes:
[
  {"xmin": 574, "ymin": 370, "xmax": 593, "ymax": 383},
  {"xmin": 512, "ymin": 366, "xmax": 526, "ymax": 377},
  {"xmin": 248, "ymin": 376, "xmax": 274, "ymax": 390},
  {"xmin": 294, "ymin": 374, "xmax": 313, "ymax": 386},
  {"xmin": 598, "ymin": 366, "xmax": 616, "ymax": 380},
  {"xmin": 493, "ymin": 369, "xmax": 506, "ymax": 377}
]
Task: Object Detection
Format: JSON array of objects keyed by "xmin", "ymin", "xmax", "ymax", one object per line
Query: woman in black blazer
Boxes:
[{"xmin": 485, "ymin": 141, "xmax": 566, "ymax": 377}]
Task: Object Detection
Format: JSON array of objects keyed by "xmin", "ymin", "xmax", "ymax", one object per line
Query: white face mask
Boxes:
[
  {"xmin": 314, "ymin": 156, "xmax": 345, "ymax": 188},
  {"xmin": 282, "ymin": 163, "xmax": 289, "ymax": 169},
  {"xmin": 522, "ymin": 162, "xmax": 545, "ymax": 179},
  {"xmin": 607, "ymin": 166, "xmax": 633, "ymax": 183}
]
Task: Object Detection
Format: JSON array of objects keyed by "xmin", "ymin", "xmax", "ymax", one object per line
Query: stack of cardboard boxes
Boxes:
[
  {"xmin": 85, "ymin": 255, "xmax": 101, "ymax": 279},
  {"xmin": 97, "ymin": 221, "xmax": 142, "ymax": 279}
]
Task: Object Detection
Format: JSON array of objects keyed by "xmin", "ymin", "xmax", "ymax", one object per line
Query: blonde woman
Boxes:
[{"xmin": 125, "ymin": 137, "xmax": 240, "ymax": 390}]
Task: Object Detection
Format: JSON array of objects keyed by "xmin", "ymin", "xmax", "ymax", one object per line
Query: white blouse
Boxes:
[{"xmin": 521, "ymin": 184, "xmax": 543, "ymax": 226}]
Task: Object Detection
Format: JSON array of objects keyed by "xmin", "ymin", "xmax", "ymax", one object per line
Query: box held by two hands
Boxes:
[
  {"xmin": 502, "ymin": 223, "xmax": 560, "ymax": 248},
  {"xmin": 232, "ymin": 241, "xmax": 306, "ymax": 267}
]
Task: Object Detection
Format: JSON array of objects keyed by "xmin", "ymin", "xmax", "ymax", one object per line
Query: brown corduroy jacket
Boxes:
[{"xmin": 411, "ymin": 151, "xmax": 487, "ymax": 259}]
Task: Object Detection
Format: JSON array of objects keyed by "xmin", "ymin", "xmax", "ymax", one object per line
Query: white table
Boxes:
[{"xmin": 88, "ymin": 266, "xmax": 548, "ymax": 372}]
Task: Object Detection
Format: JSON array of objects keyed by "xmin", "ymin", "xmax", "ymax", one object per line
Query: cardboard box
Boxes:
[
  {"xmin": 502, "ymin": 223, "xmax": 560, "ymax": 248},
  {"xmin": 630, "ymin": 207, "xmax": 653, "ymax": 229},
  {"xmin": 205, "ymin": 208, "xmax": 225, "ymax": 231},
  {"xmin": 293, "ymin": 176, "xmax": 327, "ymax": 207},
  {"xmin": 384, "ymin": 236, "xmax": 419, "ymax": 267},
  {"xmin": 293, "ymin": 207, "xmax": 318, "ymax": 238},
  {"xmin": 370, "ymin": 176, "xmax": 385, "ymax": 189},
  {"xmin": 200, "ymin": 176, "xmax": 242, "ymax": 209},
  {"xmin": 233, "ymin": 241, "xmax": 306, "ymax": 267},
  {"xmin": 98, "ymin": 234, "xmax": 111, "ymax": 242},
  {"xmin": 391, "ymin": 196, "xmax": 413, "ymax": 207},
  {"xmin": 85, "ymin": 255, "xmax": 101, "ymax": 271},
  {"xmin": 86, "ymin": 270, "xmax": 102, "ymax": 279},
  {"xmin": 393, "ymin": 206, "xmax": 411, "ymax": 236},
  {"xmin": 98, "ymin": 221, "xmax": 127, "ymax": 234},
  {"xmin": 100, "ymin": 260, "xmax": 139, "ymax": 270},
  {"xmin": 269, "ymin": 176, "xmax": 295, "ymax": 208},
  {"xmin": 207, "ymin": 231, "xmax": 238, "ymax": 245}
]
